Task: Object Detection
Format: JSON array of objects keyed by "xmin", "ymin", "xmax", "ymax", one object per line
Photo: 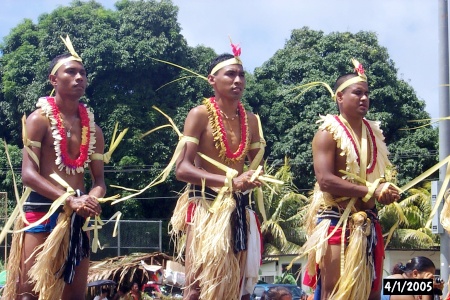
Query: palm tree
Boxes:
[
  {"xmin": 253, "ymin": 158, "xmax": 310, "ymax": 257},
  {"xmin": 378, "ymin": 181, "xmax": 439, "ymax": 249}
]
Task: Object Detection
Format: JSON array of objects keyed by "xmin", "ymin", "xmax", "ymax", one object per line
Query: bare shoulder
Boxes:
[
  {"xmin": 94, "ymin": 123, "xmax": 104, "ymax": 137},
  {"xmin": 245, "ymin": 110, "xmax": 259, "ymax": 129},
  {"xmin": 185, "ymin": 104, "xmax": 209, "ymax": 127},
  {"xmin": 26, "ymin": 109, "xmax": 50, "ymax": 137},
  {"xmin": 312, "ymin": 128, "xmax": 337, "ymax": 157},
  {"xmin": 245, "ymin": 110, "xmax": 257, "ymax": 121},
  {"xmin": 182, "ymin": 104, "xmax": 210, "ymax": 139},
  {"xmin": 27, "ymin": 108, "xmax": 48, "ymax": 125},
  {"xmin": 187, "ymin": 104, "xmax": 208, "ymax": 119},
  {"xmin": 313, "ymin": 127, "xmax": 335, "ymax": 145}
]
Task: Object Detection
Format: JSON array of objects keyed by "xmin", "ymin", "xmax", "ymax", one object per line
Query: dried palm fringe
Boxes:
[
  {"xmin": 3, "ymin": 217, "xmax": 25, "ymax": 299},
  {"xmin": 304, "ymin": 184, "xmax": 345, "ymax": 235},
  {"xmin": 28, "ymin": 210, "xmax": 71, "ymax": 300},
  {"xmin": 192, "ymin": 195, "xmax": 240, "ymax": 300},
  {"xmin": 169, "ymin": 188, "xmax": 190, "ymax": 262},
  {"xmin": 329, "ymin": 212, "xmax": 372, "ymax": 300},
  {"xmin": 170, "ymin": 192, "xmax": 241, "ymax": 300},
  {"xmin": 302, "ymin": 186, "xmax": 354, "ymax": 276},
  {"xmin": 303, "ymin": 219, "xmax": 331, "ymax": 277}
]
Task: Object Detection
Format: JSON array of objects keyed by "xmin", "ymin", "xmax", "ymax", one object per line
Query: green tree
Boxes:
[
  {"xmin": 379, "ymin": 182, "xmax": 439, "ymax": 249},
  {"xmin": 256, "ymin": 158, "xmax": 309, "ymax": 257},
  {"xmin": 0, "ymin": 142, "xmax": 22, "ymax": 219}
]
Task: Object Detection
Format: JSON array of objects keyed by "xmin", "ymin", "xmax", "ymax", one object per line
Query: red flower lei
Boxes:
[
  {"xmin": 334, "ymin": 115, "xmax": 377, "ymax": 174},
  {"xmin": 204, "ymin": 97, "xmax": 250, "ymax": 164},
  {"xmin": 47, "ymin": 97, "xmax": 91, "ymax": 173}
]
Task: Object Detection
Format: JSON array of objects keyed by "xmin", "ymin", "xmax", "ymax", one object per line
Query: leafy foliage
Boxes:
[
  {"xmin": 255, "ymin": 158, "xmax": 309, "ymax": 256},
  {"xmin": 379, "ymin": 182, "xmax": 439, "ymax": 249}
]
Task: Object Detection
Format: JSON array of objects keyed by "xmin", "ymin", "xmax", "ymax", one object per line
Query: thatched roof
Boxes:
[{"xmin": 87, "ymin": 252, "xmax": 174, "ymax": 293}]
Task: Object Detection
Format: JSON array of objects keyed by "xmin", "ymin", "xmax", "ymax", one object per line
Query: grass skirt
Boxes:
[
  {"xmin": 3, "ymin": 217, "xmax": 25, "ymax": 299},
  {"xmin": 28, "ymin": 209, "xmax": 71, "ymax": 300},
  {"xmin": 170, "ymin": 189, "xmax": 243, "ymax": 300}
]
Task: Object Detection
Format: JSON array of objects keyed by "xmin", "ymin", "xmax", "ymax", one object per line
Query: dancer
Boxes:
[
  {"xmin": 4, "ymin": 36, "xmax": 105, "ymax": 300},
  {"xmin": 170, "ymin": 43, "xmax": 266, "ymax": 300},
  {"xmin": 302, "ymin": 58, "xmax": 400, "ymax": 299}
]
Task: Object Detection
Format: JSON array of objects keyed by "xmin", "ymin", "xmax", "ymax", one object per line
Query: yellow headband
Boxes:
[
  {"xmin": 333, "ymin": 58, "xmax": 367, "ymax": 101},
  {"xmin": 290, "ymin": 58, "xmax": 367, "ymax": 102},
  {"xmin": 210, "ymin": 57, "xmax": 242, "ymax": 75},
  {"xmin": 210, "ymin": 37, "xmax": 243, "ymax": 75},
  {"xmin": 50, "ymin": 35, "xmax": 82, "ymax": 75}
]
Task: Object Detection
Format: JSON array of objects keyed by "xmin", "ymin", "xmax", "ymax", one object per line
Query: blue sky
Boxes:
[{"xmin": 0, "ymin": 0, "xmax": 441, "ymax": 119}]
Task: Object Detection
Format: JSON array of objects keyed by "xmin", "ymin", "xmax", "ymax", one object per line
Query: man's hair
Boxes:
[
  {"xmin": 101, "ymin": 288, "xmax": 108, "ymax": 293},
  {"xmin": 333, "ymin": 73, "xmax": 358, "ymax": 92},
  {"xmin": 207, "ymin": 53, "xmax": 235, "ymax": 75},
  {"xmin": 48, "ymin": 53, "xmax": 72, "ymax": 76},
  {"xmin": 261, "ymin": 286, "xmax": 292, "ymax": 300},
  {"xmin": 392, "ymin": 256, "xmax": 435, "ymax": 275}
]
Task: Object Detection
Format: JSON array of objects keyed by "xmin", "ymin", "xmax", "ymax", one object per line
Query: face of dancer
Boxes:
[
  {"xmin": 50, "ymin": 60, "xmax": 87, "ymax": 98},
  {"xmin": 336, "ymin": 81, "xmax": 369, "ymax": 119},
  {"xmin": 209, "ymin": 64, "xmax": 245, "ymax": 101}
]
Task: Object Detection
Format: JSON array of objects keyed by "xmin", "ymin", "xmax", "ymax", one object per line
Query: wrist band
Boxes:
[
  {"xmin": 362, "ymin": 185, "xmax": 376, "ymax": 202},
  {"xmin": 224, "ymin": 177, "xmax": 233, "ymax": 190},
  {"xmin": 362, "ymin": 178, "xmax": 383, "ymax": 202},
  {"xmin": 363, "ymin": 180, "xmax": 379, "ymax": 202}
]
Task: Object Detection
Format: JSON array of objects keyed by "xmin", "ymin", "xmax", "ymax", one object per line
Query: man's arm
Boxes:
[
  {"xmin": 313, "ymin": 129, "xmax": 368, "ymax": 198},
  {"xmin": 87, "ymin": 124, "xmax": 106, "ymax": 199},
  {"xmin": 246, "ymin": 112, "xmax": 263, "ymax": 166}
]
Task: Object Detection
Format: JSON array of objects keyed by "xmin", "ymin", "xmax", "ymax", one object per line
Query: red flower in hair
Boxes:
[
  {"xmin": 355, "ymin": 63, "xmax": 365, "ymax": 75},
  {"xmin": 231, "ymin": 43, "xmax": 241, "ymax": 57}
]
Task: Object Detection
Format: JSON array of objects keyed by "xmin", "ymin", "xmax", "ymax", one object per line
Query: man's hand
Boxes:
[
  {"xmin": 67, "ymin": 195, "xmax": 102, "ymax": 218},
  {"xmin": 232, "ymin": 170, "xmax": 262, "ymax": 192},
  {"xmin": 374, "ymin": 182, "xmax": 400, "ymax": 205}
]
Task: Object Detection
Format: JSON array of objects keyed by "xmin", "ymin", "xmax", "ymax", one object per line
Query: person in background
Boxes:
[
  {"xmin": 94, "ymin": 288, "xmax": 109, "ymax": 300},
  {"xmin": 129, "ymin": 282, "xmax": 142, "ymax": 300},
  {"xmin": 381, "ymin": 256, "xmax": 440, "ymax": 300},
  {"xmin": 260, "ymin": 286, "xmax": 293, "ymax": 300}
]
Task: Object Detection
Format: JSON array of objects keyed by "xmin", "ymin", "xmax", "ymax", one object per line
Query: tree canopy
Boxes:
[{"xmin": 0, "ymin": 1, "xmax": 438, "ymax": 226}]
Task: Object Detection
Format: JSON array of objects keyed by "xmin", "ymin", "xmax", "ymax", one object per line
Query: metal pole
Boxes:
[
  {"xmin": 118, "ymin": 220, "xmax": 121, "ymax": 256},
  {"xmin": 438, "ymin": 0, "xmax": 450, "ymax": 295},
  {"xmin": 159, "ymin": 220, "xmax": 162, "ymax": 252},
  {"xmin": 4, "ymin": 193, "xmax": 7, "ymax": 269}
]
